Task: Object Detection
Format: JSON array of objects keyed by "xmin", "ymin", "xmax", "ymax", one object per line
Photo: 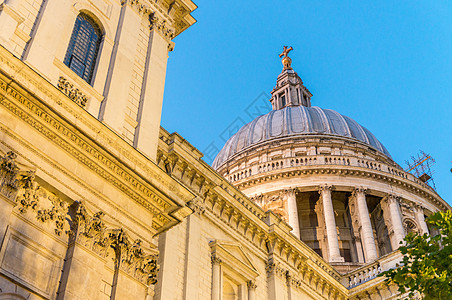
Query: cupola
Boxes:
[{"xmin": 270, "ymin": 46, "xmax": 313, "ymax": 110}]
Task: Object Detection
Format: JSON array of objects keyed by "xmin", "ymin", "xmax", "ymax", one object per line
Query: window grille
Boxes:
[{"xmin": 64, "ymin": 13, "xmax": 102, "ymax": 84}]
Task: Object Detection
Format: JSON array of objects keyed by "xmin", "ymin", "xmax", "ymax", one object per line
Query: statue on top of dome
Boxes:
[{"xmin": 279, "ymin": 46, "xmax": 293, "ymax": 70}]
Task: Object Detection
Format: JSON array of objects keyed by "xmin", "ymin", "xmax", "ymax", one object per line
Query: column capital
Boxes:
[
  {"xmin": 382, "ymin": 193, "xmax": 401, "ymax": 205},
  {"xmin": 282, "ymin": 187, "xmax": 297, "ymax": 197},
  {"xmin": 318, "ymin": 184, "xmax": 333, "ymax": 194},
  {"xmin": 247, "ymin": 280, "xmax": 257, "ymax": 290},
  {"xmin": 414, "ymin": 202, "xmax": 426, "ymax": 212},
  {"xmin": 352, "ymin": 186, "xmax": 368, "ymax": 196},
  {"xmin": 210, "ymin": 253, "xmax": 222, "ymax": 265}
]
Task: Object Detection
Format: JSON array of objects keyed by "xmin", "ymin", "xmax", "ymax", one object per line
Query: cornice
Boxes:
[
  {"xmin": 120, "ymin": 0, "xmax": 197, "ymax": 40},
  {"xmin": 157, "ymin": 131, "xmax": 348, "ymax": 296},
  {"xmin": 0, "ymin": 46, "xmax": 195, "ymax": 233}
]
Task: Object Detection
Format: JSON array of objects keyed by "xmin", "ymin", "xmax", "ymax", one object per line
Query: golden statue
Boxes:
[{"xmin": 279, "ymin": 46, "xmax": 293, "ymax": 70}]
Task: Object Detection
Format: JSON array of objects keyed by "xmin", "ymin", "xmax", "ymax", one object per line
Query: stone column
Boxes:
[
  {"xmin": 353, "ymin": 187, "xmax": 378, "ymax": 262},
  {"xmin": 247, "ymin": 280, "xmax": 257, "ymax": 300},
  {"xmin": 211, "ymin": 254, "xmax": 221, "ymax": 300},
  {"xmin": 319, "ymin": 185, "xmax": 344, "ymax": 262},
  {"xmin": 415, "ymin": 204, "xmax": 429, "ymax": 235},
  {"xmin": 381, "ymin": 194, "xmax": 405, "ymax": 249},
  {"xmin": 284, "ymin": 188, "xmax": 300, "ymax": 238}
]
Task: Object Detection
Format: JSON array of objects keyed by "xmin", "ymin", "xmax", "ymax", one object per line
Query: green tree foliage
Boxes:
[{"xmin": 380, "ymin": 210, "xmax": 452, "ymax": 299}]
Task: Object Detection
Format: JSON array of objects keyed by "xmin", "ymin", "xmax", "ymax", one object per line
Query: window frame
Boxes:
[{"xmin": 63, "ymin": 13, "xmax": 103, "ymax": 85}]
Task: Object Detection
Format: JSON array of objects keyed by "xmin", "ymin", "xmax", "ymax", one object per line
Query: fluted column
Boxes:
[
  {"xmin": 353, "ymin": 187, "xmax": 378, "ymax": 262},
  {"xmin": 381, "ymin": 194, "xmax": 405, "ymax": 249},
  {"xmin": 247, "ymin": 280, "xmax": 257, "ymax": 300},
  {"xmin": 285, "ymin": 188, "xmax": 300, "ymax": 238},
  {"xmin": 415, "ymin": 204, "xmax": 429, "ymax": 235},
  {"xmin": 211, "ymin": 254, "xmax": 221, "ymax": 300},
  {"xmin": 319, "ymin": 185, "xmax": 344, "ymax": 262}
]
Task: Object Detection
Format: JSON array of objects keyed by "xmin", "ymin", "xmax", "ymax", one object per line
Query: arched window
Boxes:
[{"xmin": 64, "ymin": 13, "xmax": 102, "ymax": 84}]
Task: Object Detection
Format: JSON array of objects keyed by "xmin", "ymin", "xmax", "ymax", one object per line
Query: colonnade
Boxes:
[{"xmin": 283, "ymin": 186, "xmax": 430, "ymax": 263}]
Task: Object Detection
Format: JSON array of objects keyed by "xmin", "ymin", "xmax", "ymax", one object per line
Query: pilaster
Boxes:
[
  {"xmin": 183, "ymin": 202, "xmax": 204, "ymax": 300},
  {"xmin": 23, "ymin": 0, "xmax": 73, "ymax": 78},
  {"xmin": 211, "ymin": 253, "xmax": 222, "ymax": 300},
  {"xmin": 133, "ymin": 24, "xmax": 172, "ymax": 160},
  {"xmin": 247, "ymin": 280, "xmax": 257, "ymax": 300},
  {"xmin": 99, "ymin": 1, "xmax": 142, "ymax": 134},
  {"xmin": 266, "ymin": 259, "xmax": 286, "ymax": 300},
  {"xmin": 0, "ymin": 2, "xmax": 24, "ymax": 54}
]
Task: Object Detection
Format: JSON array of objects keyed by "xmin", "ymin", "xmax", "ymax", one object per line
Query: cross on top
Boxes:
[{"xmin": 279, "ymin": 46, "xmax": 293, "ymax": 58}]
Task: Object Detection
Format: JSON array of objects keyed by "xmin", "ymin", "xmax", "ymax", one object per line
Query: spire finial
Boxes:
[{"xmin": 279, "ymin": 46, "xmax": 293, "ymax": 70}]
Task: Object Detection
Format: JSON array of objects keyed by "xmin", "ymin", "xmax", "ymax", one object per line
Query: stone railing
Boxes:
[
  {"xmin": 342, "ymin": 251, "xmax": 403, "ymax": 289},
  {"xmin": 225, "ymin": 155, "xmax": 435, "ymax": 193},
  {"xmin": 346, "ymin": 261, "xmax": 382, "ymax": 289}
]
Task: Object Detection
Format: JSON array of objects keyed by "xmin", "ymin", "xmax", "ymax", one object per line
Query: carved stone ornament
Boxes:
[
  {"xmin": 0, "ymin": 151, "xmax": 35, "ymax": 200},
  {"xmin": 150, "ymin": 15, "xmax": 175, "ymax": 41},
  {"xmin": 2, "ymin": 156, "xmax": 72, "ymax": 237},
  {"xmin": 353, "ymin": 186, "xmax": 368, "ymax": 195},
  {"xmin": 73, "ymin": 202, "xmax": 159, "ymax": 285},
  {"xmin": 318, "ymin": 184, "xmax": 333, "ymax": 194},
  {"xmin": 247, "ymin": 280, "xmax": 257, "ymax": 290},
  {"xmin": 122, "ymin": 0, "xmax": 152, "ymax": 15},
  {"xmin": 187, "ymin": 197, "xmax": 205, "ymax": 215},
  {"xmin": 57, "ymin": 76, "xmax": 88, "ymax": 107},
  {"xmin": 210, "ymin": 253, "xmax": 222, "ymax": 265}
]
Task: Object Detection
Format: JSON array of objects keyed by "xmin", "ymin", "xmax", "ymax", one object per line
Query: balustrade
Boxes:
[
  {"xmin": 224, "ymin": 155, "xmax": 435, "ymax": 193},
  {"xmin": 347, "ymin": 262, "xmax": 382, "ymax": 288}
]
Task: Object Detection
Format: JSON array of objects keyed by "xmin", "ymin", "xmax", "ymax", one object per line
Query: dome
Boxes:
[{"xmin": 212, "ymin": 105, "xmax": 391, "ymax": 169}]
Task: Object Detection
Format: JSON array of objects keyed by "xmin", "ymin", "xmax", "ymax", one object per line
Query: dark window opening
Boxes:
[
  {"xmin": 64, "ymin": 13, "xmax": 102, "ymax": 84},
  {"xmin": 281, "ymin": 95, "xmax": 286, "ymax": 107}
]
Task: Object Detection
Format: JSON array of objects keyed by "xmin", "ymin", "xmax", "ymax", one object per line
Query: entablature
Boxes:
[{"xmin": 0, "ymin": 47, "xmax": 196, "ymax": 235}]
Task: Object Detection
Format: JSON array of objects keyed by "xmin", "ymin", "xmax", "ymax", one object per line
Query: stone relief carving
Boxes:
[
  {"xmin": 210, "ymin": 253, "xmax": 222, "ymax": 265},
  {"xmin": 0, "ymin": 152, "xmax": 159, "ymax": 285},
  {"xmin": 15, "ymin": 178, "xmax": 70, "ymax": 236},
  {"xmin": 0, "ymin": 151, "xmax": 34, "ymax": 200},
  {"xmin": 57, "ymin": 76, "xmax": 88, "ymax": 107},
  {"xmin": 0, "ymin": 151, "xmax": 70, "ymax": 235},
  {"xmin": 150, "ymin": 15, "xmax": 175, "ymax": 41},
  {"xmin": 73, "ymin": 202, "xmax": 159, "ymax": 285}
]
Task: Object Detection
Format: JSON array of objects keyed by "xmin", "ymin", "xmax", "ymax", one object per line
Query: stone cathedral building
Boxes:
[{"xmin": 0, "ymin": 0, "xmax": 449, "ymax": 299}]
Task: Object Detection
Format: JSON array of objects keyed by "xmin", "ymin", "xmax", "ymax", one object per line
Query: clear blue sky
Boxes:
[{"xmin": 161, "ymin": 1, "xmax": 452, "ymax": 205}]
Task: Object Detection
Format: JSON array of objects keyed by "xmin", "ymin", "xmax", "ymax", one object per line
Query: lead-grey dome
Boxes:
[{"xmin": 212, "ymin": 106, "xmax": 391, "ymax": 169}]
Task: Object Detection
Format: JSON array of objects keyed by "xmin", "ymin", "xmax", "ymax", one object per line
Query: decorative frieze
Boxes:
[
  {"xmin": 57, "ymin": 76, "xmax": 88, "ymax": 107},
  {"xmin": 150, "ymin": 15, "xmax": 175, "ymax": 41},
  {"xmin": 73, "ymin": 202, "xmax": 159, "ymax": 286},
  {"xmin": 14, "ymin": 172, "xmax": 70, "ymax": 236},
  {"xmin": 0, "ymin": 78, "xmax": 177, "ymax": 230}
]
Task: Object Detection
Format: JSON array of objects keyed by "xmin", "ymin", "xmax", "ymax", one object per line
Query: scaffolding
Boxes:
[{"xmin": 405, "ymin": 150, "xmax": 436, "ymax": 190}]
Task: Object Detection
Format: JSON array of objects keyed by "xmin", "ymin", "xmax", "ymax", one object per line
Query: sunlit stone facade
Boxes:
[{"xmin": 0, "ymin": 1, "xmax": 449, "ymax": 299}]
